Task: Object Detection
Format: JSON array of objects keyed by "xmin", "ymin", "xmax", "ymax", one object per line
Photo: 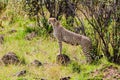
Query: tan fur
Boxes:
[{"xmin": 48, "ymin": 18, "xmax": 93, "ymax": 63}]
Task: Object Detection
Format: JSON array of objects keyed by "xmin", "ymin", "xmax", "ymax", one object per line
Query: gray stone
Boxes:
[
  {"xmin": 1, "ymin": 52, "xmax": 20, "ymax": 65},
  {"xmin": 8, "ymin": 29, "xmax": 17, "ymax": 34},
  {"xmin": 56, "ymin": 54, "xmax": 70, "ymax": 65},
  {"xmin": 15, "ymin": 70, "xmax": 26, "ymax": 77},
  {"xmin": 30, "ymin": 59, "xmax": 42, "ymax": 67},
  {"xmin": 60, "ymin": 76, "xmax": 71, "ymax": 80}
]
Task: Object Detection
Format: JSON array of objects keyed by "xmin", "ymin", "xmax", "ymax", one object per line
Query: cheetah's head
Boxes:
[{"xmin": 48, "ymin": 18, "xmax": 60, "ymax": 27}]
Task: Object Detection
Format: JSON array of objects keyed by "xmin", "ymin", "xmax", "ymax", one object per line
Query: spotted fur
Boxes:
[{"xmin": 48, "ymin": 18, "xmax": 93, "ymax": 63}]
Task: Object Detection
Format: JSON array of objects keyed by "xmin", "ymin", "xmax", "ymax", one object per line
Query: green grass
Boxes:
[{"xmin": 0, "ymin": 15, "xmax": 119, "ymax": 80}]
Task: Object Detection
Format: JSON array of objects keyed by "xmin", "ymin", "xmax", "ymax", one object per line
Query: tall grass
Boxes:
[{"xmin": 0, "ymin": 0, "xmax": 119, "ymax": 80}]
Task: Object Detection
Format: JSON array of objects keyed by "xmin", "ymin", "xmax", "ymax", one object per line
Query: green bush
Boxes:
[{"xmin": 70, "ymin": 61, "xmax": 81, "ymax": 73}]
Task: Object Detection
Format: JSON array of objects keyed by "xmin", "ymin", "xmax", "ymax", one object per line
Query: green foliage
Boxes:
[
  {"xmin": 41, "ymin": 17, "xmax": 53, "ymax": 34},
  {"xmin": 70, "ymin": 61, "xmax": 81, "ymax": 73},
  {"xmin": 15, "ymin": 29, "xmax": 26, "ymax": 40},
  {"xmin": 17, "ymin": 78, "xmax": 27, "ymax": 80},
  {"xmin": 0, "ymin": 0, "xmax": 120, "ymax": 80},
  {"xmin": 61, "ymin": 18, "xmax": 73, "ymax": 31},
  {"xmin": 24, "ymin": 26, "xmax": 35, "ymax": 33},
  {"xmin": 79, "ymin": 0, "xmax": 120, "ymax": 64}
]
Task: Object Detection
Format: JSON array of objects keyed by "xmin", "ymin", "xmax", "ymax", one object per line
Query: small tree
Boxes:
[{"xmin": 78, "ymin": 0, "xmax": 120, "ymax": 64}]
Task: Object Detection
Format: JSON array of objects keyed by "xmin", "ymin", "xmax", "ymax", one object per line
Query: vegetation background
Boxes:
[{"xmin": 0, "ymin": 0, "xmax": 120, "ymax": 80}]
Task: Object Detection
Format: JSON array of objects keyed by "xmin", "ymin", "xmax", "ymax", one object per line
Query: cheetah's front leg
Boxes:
[{"xmin": 58, "ymin": 40, "xmax": 62, "ymax": 54}]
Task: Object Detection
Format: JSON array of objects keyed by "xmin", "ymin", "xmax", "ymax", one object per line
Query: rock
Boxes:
[
  {"xmin": 25, "ymin": 32, "xmax": 36, "ymax": 40},
  {"xmin": 60, "ymin": 77, "xmax": 71, "ymax": 80},
  {"xmin": 89, "ymin": 65, "xmax": 120, "ymax": 80},
  {"xmin": 103, "ymin": 65, "xmax": 120, "ymax": 79},
  {"xmin": 0, "ymin": 34, "xmax": 4, "ymax": 44},
  {"xmin": 1, "ymin": 52, "xmax": 20, "ymax": 65},
  {"xmin": 30, "ymin": 60, "xmax": 42, "ymax": 67},
  {"xmin": 56, "ymin": 54, "xmax": 70, "ymax": 65},
  {"xmin": 8, "ymin": 29, "xmax": 17, "ymax": 34},
  {"xmin": 15, "ymin": 70, "xmax": 26, "ymax": 77}
]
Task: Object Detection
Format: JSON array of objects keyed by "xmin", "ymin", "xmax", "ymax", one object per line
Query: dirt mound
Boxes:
[
  {"xmin": 60, "ymin": 76, "xmax": 71, "ymax": 80},
  {"xmin": 1, "ymin": 52, "xmax": 20, "ymax": 65},
  {"xmin": 103, "ymin": 65, "xmax": 120, "ymax": 80},
  {"xmin": 8, "ymin": 29, "xmax": 17, "ymax": 34},
  {"xmin": 14, "ymin": 70, "xmax": 26, "ymax": 77},
  {"xmin": 90, "ymin": 65, "xmax": 120, "ymax": 80},
  {"xmin": 30, "ymin": 59, "xmax": 42, "ymax": 67},
  {"xmin": 56, "ymin": 54, "xmax": 70, "ymax": 65}
]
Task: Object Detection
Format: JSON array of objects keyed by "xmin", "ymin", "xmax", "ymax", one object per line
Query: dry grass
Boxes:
[{"xmin": 0, "ymin": 2, "xmax": 119, "ymax": 79}]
